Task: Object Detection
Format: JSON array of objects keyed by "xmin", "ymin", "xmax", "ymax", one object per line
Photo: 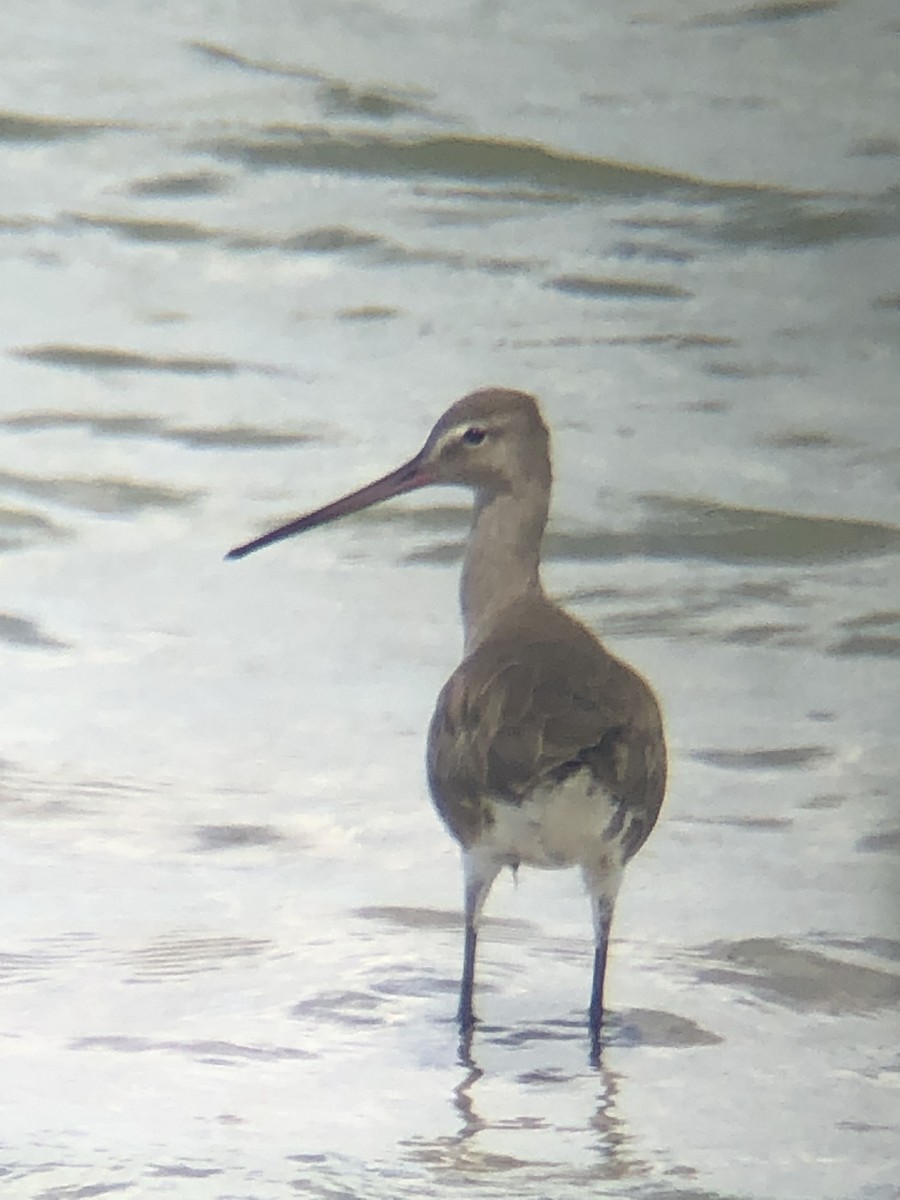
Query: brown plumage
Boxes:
[
  {"xmin": 428, "ymin": 599, "xmax": 665, "ymax": 856},
  {"xmin": 227, "ymin": 388, "xmax": 667, "ymax": 1059}
]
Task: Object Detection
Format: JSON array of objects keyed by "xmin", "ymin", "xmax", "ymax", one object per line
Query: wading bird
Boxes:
[{"xmin": 227, "ymin": 389, "xmax": 667, "ymax": 1059}]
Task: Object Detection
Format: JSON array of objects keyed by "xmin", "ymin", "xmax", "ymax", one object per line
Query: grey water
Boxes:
[{"xmin": 1, "ymin": 1, "xmax": 898, "ymax": 1197}]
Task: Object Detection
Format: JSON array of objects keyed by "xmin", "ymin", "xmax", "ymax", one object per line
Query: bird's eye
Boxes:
[{"xmin": 462, "ymin": 426, "xmax": 487, "ymax": 446}]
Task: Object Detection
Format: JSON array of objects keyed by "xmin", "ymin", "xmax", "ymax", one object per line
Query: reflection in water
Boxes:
[
  {"xmin": 452, "ymin": 1062, "xmax": 486, "ymax": 1145},
  {"xmin": 404, "ymin": 1049, "xmax": 643, "ymax": 1190}
]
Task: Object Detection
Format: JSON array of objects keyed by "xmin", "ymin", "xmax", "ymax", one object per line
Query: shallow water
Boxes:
[{"xmin": 1, "ymin": 1, "xmax": 899, "ymax": 1197}]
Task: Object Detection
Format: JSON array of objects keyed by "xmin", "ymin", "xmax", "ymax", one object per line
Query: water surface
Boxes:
[{"xmin": 1, "ymin": 1, "xmax": 898, "ymax": 1197}]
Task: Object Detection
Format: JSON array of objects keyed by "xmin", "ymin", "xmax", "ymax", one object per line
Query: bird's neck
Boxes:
[{"xmin": 460, "ymin": 485, "xmax": 549, "ymax": 654}]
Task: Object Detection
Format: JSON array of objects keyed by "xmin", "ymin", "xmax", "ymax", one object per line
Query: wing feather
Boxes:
[{"xmin": 427, "ymin": 611, "xmax": 666, "ymax": 854}]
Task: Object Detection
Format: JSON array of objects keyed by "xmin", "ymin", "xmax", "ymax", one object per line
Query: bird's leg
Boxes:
[
  {"xmin": 458, "ymin": 850, "xmax": 501, "ymax": 1033},
  {"xmin": 586, "ymin": 886, "xmax": 617, "ymax": 1063},
  {"xmin": 458, "ymin": 916, "xmax": 478, "ymax": 1031}
]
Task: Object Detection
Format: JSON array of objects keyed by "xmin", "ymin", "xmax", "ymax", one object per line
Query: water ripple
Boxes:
[
  {"xmin": 0, "ymin": 505, "xmax": 67, "ymax": 553},
  {"xmin": 205, "ymin": 128, "xmax": 757, "ymax": 200},
  {"xmin": 1, "ymin": 410, "xmax": 316, "ymax": 450},
  {"xmin": 193, "ymin": 823, "xmax": 286, "ymax": 851},
  {"xmin": 127, "ymin": 170, "xmax": 229, "ymax": 197},
  {"xmin": 13, "ymin": 343, "xmax": 262, "ymax": 375},
  {"xmin": 0, "ymin": 612, "xmax": 67, "ymax": 650},
  {"xmin": 0, "ymin": 467, "xmax": 197, "ymax": 515},
  {"xmin": 404, "ymin": 497, "xmax": 900, "ymax": 567},
  {"xmin": 126, "ymin": 934, "xmax": 270, "ymax": 981},
  {"xmin": 547, "ymin": 275, "xmax": 690, "ymax": 301},
  {"xmin": 694, "ymin": 0, "xmax": 840, "ymax": 27},
  {"xmin": 0, "ymin": 109, "xmax": 113, "ymax": 142},
  {"xmin": 73, "ymin": 1034, "xmax": 311, "ymax": 1062},
  {"xmin": 695, "ymin": 937, "xmax": 900, "ymax": 1013},
  {"xmin": 692, "ymin": 746, "xmax": 831, "ymax": 770},
  {"xmin": 830, "ymin": 610, "xmax": 900, "ymax": 659},
  {"xmin": 190, "ymin": 41, "xmax": 436, "ymax": 121}
]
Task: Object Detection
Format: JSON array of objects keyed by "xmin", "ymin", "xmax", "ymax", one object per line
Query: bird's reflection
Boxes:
[
  {"xmin": 451, "ymin": 1060, "xmax": 486, "ymax": 1142},
  {"xmin": 457, "ymin": 1024, "xmax": 477, "ymax": 1071},
  {"xmin": 402, "ymin": 1025, "xmax": 643, "ymax": 1184}
]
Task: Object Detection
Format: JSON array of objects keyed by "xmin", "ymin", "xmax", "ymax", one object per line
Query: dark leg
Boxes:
[
  {"xmin": 458, "ymin": 917, "xmax": 478, "ymax": 1031},
  {"xmin": 588, "ymin": 896, "xmax": 614, "ymax": 1062},
  {"xmin": 457, "ymin": 851, "xmax": 501, "ymax": 1037}
]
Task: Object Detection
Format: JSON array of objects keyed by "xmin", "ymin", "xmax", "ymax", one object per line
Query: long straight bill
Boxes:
[{"xmin": 226, "ymin": 452, "xmax": 431, "ymax": 561}]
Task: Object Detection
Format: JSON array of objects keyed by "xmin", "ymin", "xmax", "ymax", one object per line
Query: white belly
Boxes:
[
  {"xmin": 462, "ymin": 773, "xmax": 628, "ymax": 923},
  {"xmin": 481, "ymin": 773, "xmax": 623, "ymax": 874}
]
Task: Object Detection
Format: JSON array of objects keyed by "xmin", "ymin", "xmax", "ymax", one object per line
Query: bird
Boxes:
[{"xmin": 227, "ymin": 388, "xmax": 667, "ymax": 1059}]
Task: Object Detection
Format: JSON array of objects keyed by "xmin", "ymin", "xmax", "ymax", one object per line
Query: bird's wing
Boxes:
[{"xmin": 427, "ymin": 626, "xmax": 666, "ymax": 855}]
